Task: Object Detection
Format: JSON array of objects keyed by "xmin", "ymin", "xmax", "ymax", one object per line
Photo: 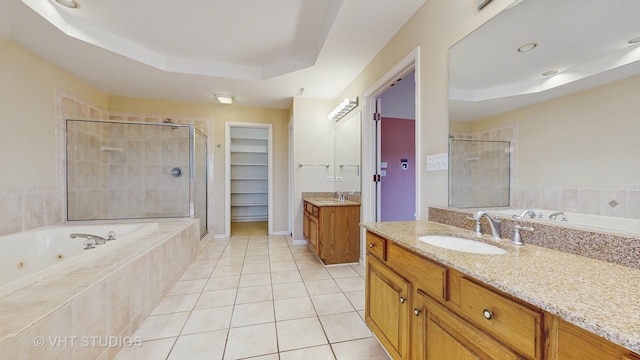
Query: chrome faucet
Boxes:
[
  {"xmin": 471, "ymin": 211, "xmax": 502, "ymax": 240},
  {"xmin": 513, "ymin": 208, "xmax": 540, "ymax": 219},
  {"xmin": 548, "ymin": 211, "xmax": 568, "ymax": 221},
  {"xmin": 70, "ymin": 233, "xmax": 108, "ymax": 245}
]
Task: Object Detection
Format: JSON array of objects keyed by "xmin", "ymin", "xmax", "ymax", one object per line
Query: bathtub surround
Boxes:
[
  {"xmin": 429, "ymin": 207, "xmax": 640, "ymax": 270},
  {"xmin": 0, "ymin": 220, "xmax": 199, "ymax": 359}
]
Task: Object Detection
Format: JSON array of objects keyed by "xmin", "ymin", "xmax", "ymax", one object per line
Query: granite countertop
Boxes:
[
  {"xmin": 361, "ymin": 220, "xmax": 640, "ymax": 353},
  {"xmin": 303, "ymin": 197, "xmax": 360, "ymax": 207}
]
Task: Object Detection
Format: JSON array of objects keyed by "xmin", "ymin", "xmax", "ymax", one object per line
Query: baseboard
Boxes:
[
  {"xmin": 213, "ymin": 233, "xmax": 229, "ymax": 239},
  {"xmin": 270, "ymin": 230, "xmax": 291, "ymax": 236},
  {"xmin": 292, "ymin": 238, "xmax": 308, "ymax": 246}
]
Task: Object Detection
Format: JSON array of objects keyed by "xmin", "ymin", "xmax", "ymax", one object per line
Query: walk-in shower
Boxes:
[{"xmin": 66, "ymin": 119, "xmax": 208, "ymax": 236}]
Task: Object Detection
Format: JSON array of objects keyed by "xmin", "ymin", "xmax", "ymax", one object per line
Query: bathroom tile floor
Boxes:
[{"xmin": 115, "ymin": 235, "xmax": 390, "ymax": 360}]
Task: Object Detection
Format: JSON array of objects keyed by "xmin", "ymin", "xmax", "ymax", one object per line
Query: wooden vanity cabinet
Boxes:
[
  {"xmin": 365, "ymin": 230, "xmax": 639, "ymax": 360},
  {"xmin": 366, "ymin": 256, "xmax": 411, "ymax": 359},
  {"xmin": 557, "ymin": 318, "xmax": 640, "ymax": 360},
  {"xmin": 302, "ymin": 200, "xmax": 359, "ymax": 264},
  {"xmin": 415, "ymin": 289, "xmax": 522, "ymax": 359}
]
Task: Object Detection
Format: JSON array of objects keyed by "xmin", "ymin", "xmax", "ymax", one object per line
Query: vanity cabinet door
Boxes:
[
  {"xmin": 557, "ymin": 319, "xmax": 640, "ymax": 360},
  {"xmin": 308, "ymin": 213, "xmax": 319, "ymax": 256},
  {"xmin": 415, "ymin": 290, "xmax": 521, "ymax": 360},
  {"xmin": 366, "ymin": 256, "xmax": 411, "ymax": 359}
]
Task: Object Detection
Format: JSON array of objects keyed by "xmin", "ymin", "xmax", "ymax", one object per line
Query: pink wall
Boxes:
[{"xmin": 381, "ymin": 117, "xmax": 415, "ymax": 221}]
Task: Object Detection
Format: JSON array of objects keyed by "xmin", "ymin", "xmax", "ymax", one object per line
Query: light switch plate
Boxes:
[{"xmin": 426, "ymin": 153, "xmax": 448, "ymax": 171}]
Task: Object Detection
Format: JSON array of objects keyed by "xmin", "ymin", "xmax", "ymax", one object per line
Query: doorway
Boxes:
[
  {"xmin": 378, "ymin": 70, "xmax": 416, "ymax": 221},
  {"xmin": 225, "ymin": 122, "xmax": 273, "ymax": 237},
  {"xmin": 361, "ymin": 48, "xmax": 420, "ymax": 258}
]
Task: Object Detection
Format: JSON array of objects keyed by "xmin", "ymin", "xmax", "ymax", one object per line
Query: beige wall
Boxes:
[
  {"xmin": 291, "ymin": 97, "xmax": 335, "ymax": 240},
  {"xmin": 0, "ymin": 38, "xmax": 109, "ymax": 188},
  {"xmin": 108, "ymin": 96, "xmax": 290, "ymax": 236},
  {"xmin": 332, "ymin": 0, "xmax": 514, "ymax": 220},
  {"xmin": 0, "ymin": 39, "xmax": 109, "ymax": 235}
]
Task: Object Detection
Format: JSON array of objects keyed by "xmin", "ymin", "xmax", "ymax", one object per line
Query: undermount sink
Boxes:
[
  {"xmin": 417, "ymin": 235, "xmax": 507, "ymax": 255},
  {"xmin": 314, "ymin": 200, "xmax": 338, "ymax": 204}
]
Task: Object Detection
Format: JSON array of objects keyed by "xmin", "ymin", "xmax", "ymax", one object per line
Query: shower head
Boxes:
[{"xmin": 163, "ymin": 118, "xmax": 178, "ymax": 129}]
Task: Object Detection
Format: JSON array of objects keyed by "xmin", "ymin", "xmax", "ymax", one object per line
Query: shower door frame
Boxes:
[{"xmin": 65, "ymin": 119, "xmax": 201, "ymax": 223}]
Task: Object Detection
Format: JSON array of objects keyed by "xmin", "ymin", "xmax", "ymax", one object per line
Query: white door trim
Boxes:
[{"xmin": 360, "ymin": 47, "xmax": 421, "ymax": 261}]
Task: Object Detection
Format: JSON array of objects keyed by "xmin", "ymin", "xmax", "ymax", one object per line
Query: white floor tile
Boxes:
[
  {"xmin": 224, "ymin": 323, "xmax": 278, "ymax": 359},
  {"xmin": 279, "ymin": 345, "xmax": 336, "ymax": 360},
  {"xmin": 118, "ymin": 236, "xmax": 374, "ymax": 360},
  {"xmin": 182, "ymin": 306, "xmax": 233, "ymax": 335},
  {"xmin": 319, "ymin": 312, "xmax": 372, "ymax": 343},
  {"xmin": 276, "ymin": 317, "xmax": 328, "ymax": 351},
  {"xmin": 150, "ymin": 293, "xmax": 199, "ymax": 315},
  {"xmin": 114, "ymin": 338, "xmax": 176, "ymax": 360},
  {"xmin": 235, "ymin": 285, "xmax": 273, "ymax": 304},
  {"xmin": 274, "ymin": 297, "xmax": 317, "ymax": 321},
  {"xmin": 168, "ymin": 329, "xmax": 227, "ymax": 360},
  {"xmin": 311, "ymin": 293, "xmax": 355, "ymax": 315},
  {"xmin": 134, "ymin": 312, "xmax": 190, "ymax": 341},
  {"xmin": 331, "ymin": 337, "xmax": 391, "ymax": 360},
  {"xmin": 231, "ymin": 301, "xmax": 275, "ymax": 327},
  {"xmin": 272, "ymin": 282, "xmax": 308, "ymax": 300}
]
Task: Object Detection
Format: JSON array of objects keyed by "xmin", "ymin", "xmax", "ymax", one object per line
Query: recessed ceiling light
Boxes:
[
  {"xmin": 629, "ymin": 36, "xmax": 640, "ymax": 44},
  {"xmin": 215, "ymin": 94, "xmax": 234, "ymax": 105},
  {"xmin": 55, "ymin": 0, "xmax": 79, "ymax": 8},
  {"xmin": 542, "ymin": 70, "xmax": 558, "ymax": 77},
  {"xmin": 517, "ymin": 43, "xmax": 537, "ymax": 52}
]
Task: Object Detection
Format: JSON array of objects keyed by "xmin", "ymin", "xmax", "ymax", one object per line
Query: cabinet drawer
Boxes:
[
  {"xmin": 366, "ymin": 232, "xmax": 386, "ymax": 261},
  {"xmin": 458, "ymin": 277, "xmax": 542, "ymax": 359},
  {"xmin": 388, "ymin": 243, "xmax": 448, "ymax": 302}
]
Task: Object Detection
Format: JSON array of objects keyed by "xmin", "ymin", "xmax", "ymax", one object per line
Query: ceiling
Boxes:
[
  {"xmin": 1, "ymin": 0, "xmax": 425, "ymax": 108},
  {"xmin": 449, "ymin": 0, "xmax": 640, "ymax": 122}
]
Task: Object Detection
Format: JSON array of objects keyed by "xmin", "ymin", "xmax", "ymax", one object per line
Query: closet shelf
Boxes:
[
  {"xmin": 230, "ymin": 177, "xmax": 268, "ymax": 180},
  {"xmin": 231, "ymin": 203, "xmax": 268, "ymax": 207},
  {"xmin": 230, "ymin": 163, "xmax": 268, "ymax": 166}
]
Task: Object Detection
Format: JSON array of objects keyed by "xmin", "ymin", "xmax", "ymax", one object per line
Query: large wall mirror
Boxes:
[
  {"xmin": 448, "ymin": 0, "xmax": 640, "ymax": 224},
  {"xmin": 334, "ymin": 111, "xmax": 361, "ymax": 192}
]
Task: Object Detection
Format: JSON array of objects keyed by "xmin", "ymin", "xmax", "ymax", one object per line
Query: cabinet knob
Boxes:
[
  {"xmin": 369, "ymin": 242, "xmax": 375, "ymax": 248},
  {"xmin": 400, "ymin": 296, "xmax": 406, "ymax": 304},
  {"xmin": 482, "ymin": 309, "xmax": 494, "ymax": 320},
  {"xmin": 414, "ymin": 308, "xmax": 421, "ymax": 316}
]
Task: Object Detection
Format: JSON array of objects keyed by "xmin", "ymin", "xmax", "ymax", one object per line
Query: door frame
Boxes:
[
  {"xmin": 225, "ymin": 121, "xmax": 274, "ymax": 237},
  {"xmin": 361, "ymin": 47, "xmax": 421, "ymax": 260}
]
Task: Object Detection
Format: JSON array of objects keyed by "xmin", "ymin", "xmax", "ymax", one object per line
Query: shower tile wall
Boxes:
[
  {"xmin": 450, "ymin": 125, "xmax": 514, "ymax": 208},
  {"xmin": 109, "ymin": 112, "xmax": 213, "ymax": 229}
]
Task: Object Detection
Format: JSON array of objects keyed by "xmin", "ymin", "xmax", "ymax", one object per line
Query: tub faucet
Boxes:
[
  {"xmin": 471, "ymin": 211, "xmax": 502, "ymax": 240},
  {"xmin": 548, "ymin": 211, "xmax": 568, "ymax": 221},
  {"xmin": 514, "ymin": 208, "xmax": 540, "ymax": 219},
  {"xmin": 70, "ymin": 233, "xmax": 107, "ymax": 245}
]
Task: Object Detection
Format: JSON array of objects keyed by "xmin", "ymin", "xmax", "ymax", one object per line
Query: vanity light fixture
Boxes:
[
  {"xmin": 517, "ymin": 43, "xmax": 537, "ymax": 52},
  {"xmin": 628, "ymin": 36, "xmax": 640, "ymax": 44},
  {"xmin": 55, "ymin": 0, "xmax": 79, "ymax": 8},
  {"xmin": 328, "ymin": 97, "xmax": 358, "ymax": 122},
  {"xmin": 542, "ymin": 70, "xmax": 558, "ymax": 77},
  {"xmin": 215, "ymin": 94, "xmax": 234, "ymax": 105}
]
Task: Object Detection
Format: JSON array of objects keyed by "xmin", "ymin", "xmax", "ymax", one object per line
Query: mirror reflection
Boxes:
[
  {"xmin": 334, "ymin": 111, "xmax": 361, "ymax": 192},
  {"xmin": 448, "ymin": 0, "xmax": 640, "ymax": 223},
  {"xmin": 449, "ymin": 139, "xmax": 510, "ymax": 208}
]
